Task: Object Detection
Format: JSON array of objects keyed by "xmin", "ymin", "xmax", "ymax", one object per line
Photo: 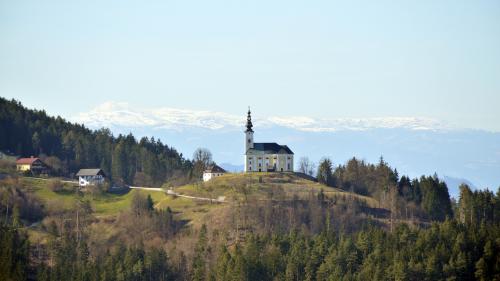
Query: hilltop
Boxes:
[
  {"xmin": 175, "ymin": 172, "xmax": 376, "ymax": 204},
  {"xmin": 168, "ymin": 172, "xmax": 385, "ymax": 230}
]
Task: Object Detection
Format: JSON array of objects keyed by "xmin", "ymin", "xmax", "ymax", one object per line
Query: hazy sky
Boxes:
[{"xmin": 1, "ymin": 0, "xmax": 499, "ymax": 131}]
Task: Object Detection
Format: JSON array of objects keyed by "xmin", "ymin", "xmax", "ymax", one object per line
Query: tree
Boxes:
[
  {"xmin": 112, "ymin": 142, "xmax": 127, "ymax": 184},
  {"xmin": 420, "ymin": 175, "xmax": 453, "ymax": 221},
  {"xmin": 32, "ymin": 132, "xmax": 41, "ymax": 155},
  {"xmin": 0, "ymin": 226, "xmax": 29, "ymax": 280},
  {"xmin": 146, "ymin": 194, "xmax": 154, "ymax": 211},
  {"xmin": 192, "ymin": 148, "xmax": 213, "ymax": 168},
  {"xmin": 192, "ymin": 148, "xmax": 213, "ymax": 180},
  {"xmin": 215, "ymin": 246, "xmax": 231, "ymax": 280},
  {"xmin": 43, "ymin": 156, "xmax": 63, "ymax": 175},
  {"xmin": 317, "ymin": 158, "xmax": 334, "ymax": 186},
  {"xmin": 298, "ymin": 157, "xmax": 316, "ymax": 176},
  {"xmin": 131, "ymin": 192, "xmax": 153, "ymax": 216},
  {"xmin": 458, "ymin": 184, "xmax": 474, "ymax": 224},
  {"xmin": 192, "ymin": 224, "xmax": 208, "ymax": 281}
]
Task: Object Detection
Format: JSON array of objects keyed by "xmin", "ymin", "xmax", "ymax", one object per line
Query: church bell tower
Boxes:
[{"xmin": 245, "ymin": 107, "xmax": 254, "ymax": 152}]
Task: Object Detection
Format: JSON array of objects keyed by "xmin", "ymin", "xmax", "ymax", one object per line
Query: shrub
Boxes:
[
  {"xmin": 0, "ymin": 159, "xmax": 15, "ymax": 173},
  {"xmin": 86, "ymin": 184, "xmax": 103, "ymax": 197},
  {"xmin": 48, "ymin": 179, "xmax": 63, "ymax": 192}
]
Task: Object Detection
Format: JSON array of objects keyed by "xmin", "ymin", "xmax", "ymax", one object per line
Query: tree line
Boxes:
[
  {"xmin": 0, "ymin": 98, "xmax": 193, "ymax": 186},
  {"xmin": 311, "ymin": 156, "xmax": 458, "ymax": 222}
]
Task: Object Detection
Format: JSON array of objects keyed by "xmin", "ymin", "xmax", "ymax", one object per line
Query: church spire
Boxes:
[{"xmin": 246, "ymin": 107, "xmax": 253, "ymax": 132}]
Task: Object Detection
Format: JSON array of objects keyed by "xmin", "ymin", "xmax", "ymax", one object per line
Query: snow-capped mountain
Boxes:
[
  {"xmin": 73, "ymin": 101, "xmax": 450, "ymax": 132},
  {"xmin": 72, "ymin": 102, "xmax": 500, "ymax": 192}
]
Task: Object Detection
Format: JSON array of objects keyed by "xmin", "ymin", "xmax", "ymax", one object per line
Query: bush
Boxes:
[
  {"xmin": 48, "ymin": 179, "xmax": 63, "ymax": 192},
  {"xmin": 86, "ymin": 184, "xmax": 103, "ymax": 197},
  {"xmin": 101, "ymin": 181, "xmax": 111, "ymax": 193},
  {"xmin": 0, "ymin": 159, "xmax": 15, "ymax": 173}
]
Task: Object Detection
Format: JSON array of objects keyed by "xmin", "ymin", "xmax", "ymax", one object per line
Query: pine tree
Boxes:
[
  {"xmin": 317, "ymin": 158, "xmax": 334, "ymax": 187},
  {"xmin": 192, "ymin": 225, "xmax": 208, "ymax": 281}
]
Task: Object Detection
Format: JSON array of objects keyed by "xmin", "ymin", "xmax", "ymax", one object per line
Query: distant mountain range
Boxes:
[
  {"xmin": 73, "ymin": 101, "xmax": 500, "ymax": 198},
  {"xmin": 75, "ymin": 101, "xmax": 451, "ymax": 132}
]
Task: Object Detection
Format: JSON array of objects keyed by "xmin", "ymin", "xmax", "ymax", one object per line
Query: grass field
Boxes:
[{"xmin": 20, "ymin": 177, "xmax": 198, "ymax": 217}]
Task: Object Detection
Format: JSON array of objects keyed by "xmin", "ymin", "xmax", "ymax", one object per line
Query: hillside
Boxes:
[
  {"xmin": 0, "ymin": 97, "xmax": 191, "ymax": 187},
  {"xmin": 9, "ymin": 171, "xmax": 398, "ymax": 269},
  {"xmin": 8, "ymin": 172, "xmax": 392, "ymax": 245},
  {"xmin": 2, "ymin": 153, "xmax": 500, "ymax": 281},
  {"xmin": 18, "ymin": 172, "xmax": 383, "ymax": 230}
]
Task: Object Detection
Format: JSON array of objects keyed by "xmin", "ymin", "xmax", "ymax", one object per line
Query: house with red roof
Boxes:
[{"xmin": 16, "ymin": 156, "xmax": 49, "ymax": 174}]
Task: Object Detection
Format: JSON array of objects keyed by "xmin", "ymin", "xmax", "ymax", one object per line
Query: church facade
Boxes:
[{"xmin": 244, "ymin": 109, "xmax": 294, "ymax": 172}]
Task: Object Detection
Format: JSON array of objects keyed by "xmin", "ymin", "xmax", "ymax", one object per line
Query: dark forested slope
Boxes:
[{"xmin": 0, "ymin": 98, "xmax": 191, "ymax": 186}]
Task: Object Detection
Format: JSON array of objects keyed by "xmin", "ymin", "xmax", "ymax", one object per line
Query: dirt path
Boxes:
[
  {"xmin": 24, "ymin": 176, "xmax": 78, "ymax": 185},
  {"xmin": 130, "ymin": 186, "xmax": 226, "ymax": 203}
]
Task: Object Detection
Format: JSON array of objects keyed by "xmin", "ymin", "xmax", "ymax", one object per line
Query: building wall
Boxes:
[
  {"xmin": 244, "ymin": 153, "xmax": 294, "ymax": 172},
  {"xmin": 245, "ymin": 131, "xmax": 254, "ymax": 152},
  {"xmin": 79, "ymin": 175, "xmax": 104, "ymax": 186},
  {"xmin": 16, "ymin": 164, "xmax": 31, "ymax": 171},
  {"xmin": 203, "ymin": 172, "xmax": 224, "ymax": 182}
]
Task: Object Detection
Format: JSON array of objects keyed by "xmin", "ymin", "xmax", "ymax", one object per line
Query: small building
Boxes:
[
  {"xmin": 16, "ymin": 157, "xmax": 48, "ymax": 174},
  {"xmin": 203, "ymin": 164, "xmax": 226, "ymax": 182},
  {"xmin": 76, "ymin": 169, "xmax": 106, "ymax": 187}
]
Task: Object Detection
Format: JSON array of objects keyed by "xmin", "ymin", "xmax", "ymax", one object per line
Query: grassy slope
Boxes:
[
  {"xmin": 174, "ymin": 172, "xmax": 378, "ymax": 207},
  {"xmin": 21, "ymin": 172, "xmax": 383, "ymax": 233},
  {"xmin": 21, "ymin": 178, "xmax": 181, "ymax": 216}
]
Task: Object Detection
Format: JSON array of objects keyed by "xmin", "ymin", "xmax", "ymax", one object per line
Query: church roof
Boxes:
[{"xmin": 248, "ymin": 143, "xmax": 294, "ymax": 154}]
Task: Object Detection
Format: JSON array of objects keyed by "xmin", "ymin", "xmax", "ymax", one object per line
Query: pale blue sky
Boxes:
[{"xmin": 1, "ymin": 0, "xmax": 500, "ymax": 130}]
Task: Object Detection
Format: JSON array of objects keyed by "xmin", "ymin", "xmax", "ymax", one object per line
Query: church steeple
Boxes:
[
  {"xmin": 245, "ymin": 107, "xmax": 254, "ymax": 133},
  {"xmin": 245, "ymin": 107, "xmax": 254, "ymax": 151}
]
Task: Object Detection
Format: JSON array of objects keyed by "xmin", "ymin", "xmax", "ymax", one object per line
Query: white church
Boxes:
[{"xmin": 244, "ymin": 108, "xmax": 294, "ymax": 172}]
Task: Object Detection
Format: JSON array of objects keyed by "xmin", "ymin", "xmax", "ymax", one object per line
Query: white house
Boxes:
[
  {"xmin": 244, "ymin": 108, "xmax": 294, "ymax": 172},
  {"xmin": 76, "ymin": 169, "xmax": 106, "ymax": 187},
  {"xmin": 203, "ymin": 164, "xmax": 226, "ymax": 182}
]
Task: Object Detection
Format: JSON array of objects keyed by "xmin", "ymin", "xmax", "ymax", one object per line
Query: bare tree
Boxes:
[
  {"xmin": 298, "ymin": 157, "xmax": 316, "ymax": 176},
  {"xmin": 192, "ymin": 148, "xmax": 213, "ymax": 180},
  {"xmin": 192, "ymin": 148, "xmax": 213, "ymax": 168}
]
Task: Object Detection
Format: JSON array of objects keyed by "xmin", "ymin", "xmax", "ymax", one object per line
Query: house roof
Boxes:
[
  {"xmin": 248, "ymin": 143, "xmax": 294, "ymax": 154},
  {"xmin": 76, "ymin": 169, "xmax": 105, "ymax": 177},
  {"xmin": 16, "ymin": 157, "xmax": 42, "ymax": 165},
  {"xmin": 204, "ymin": 164, "xmax": 226, "ymax": 173}
]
